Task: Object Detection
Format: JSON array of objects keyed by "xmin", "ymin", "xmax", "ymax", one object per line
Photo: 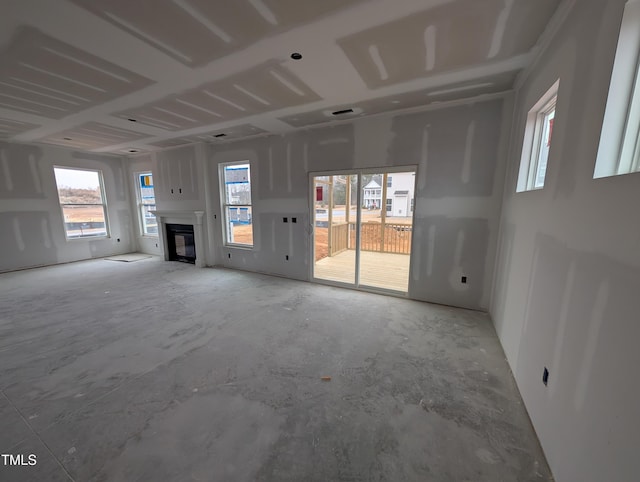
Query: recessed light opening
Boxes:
[
  {"xmin": 332, "ymin": 108, "xmax": 354, "ymax": 116},
  {"xmin": 291, "ymin": 52, "xmax": 302, "ymax": 60}
]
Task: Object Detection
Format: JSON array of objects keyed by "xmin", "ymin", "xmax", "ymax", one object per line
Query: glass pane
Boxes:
[
  {"xmin": 141, "ymin": 204, "xmax": 157, "ymax": 235},
  {"xmin": 313, "ymin": 174, "xmax": 356, "ymax": 284},
  {"xmin": 226, "ymin": 206, "xmax": 253, "ymax": 245},
  {"xmin": 54, "ymin": 168, "xmax": 103, "ymax": 204},
  {"xmin": 358, "ymin": 171, "xmax": 413, "ymax": 292},
  {"xmin": 139, "ymin": 173, "xmax": 155, "ymax": 204},
  {"xmin": 61, "ymin": 205, "xmax": 107, "ymax": 238},
  {"xmin": 224, "ymin": 164, "xmax": 251, "ymax": 205}
]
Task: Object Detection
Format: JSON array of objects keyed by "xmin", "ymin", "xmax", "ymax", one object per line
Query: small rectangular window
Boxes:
[
  {"xmin": 594, "ymin": 0, "xmax": 640, "ymax": 178},
  {"xmin": 136, "ymin": 172, "xmax": 157, "ymax": 236},
  {"xmin": 54, "ymin": 167, "xmax": 108, "ymax": 239},
  {"xmin": 221, "ymin": 162, "xmax": 253, "ymax": 247},
  {"xmin": 387, "ymin": 176, "xmax": 393, "ymax": 187},
  {"xmin": 386, "ymin": 198, "xmax": 393, "ymax": 212},
  {"xmin": 517, "ymin": 80, "xmax": 559, "ymax": 192}
]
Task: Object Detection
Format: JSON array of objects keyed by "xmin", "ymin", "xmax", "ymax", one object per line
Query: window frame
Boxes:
[
  {"xmin": 135, "ymin": 171, "xmax": 157, "ymax": 237},
  {"xmin": 528, "ymin": 98, "xmax": 556, "ymax": 189},
  {"xmin": 517, "ymin": 80, "xmax": 560, "ymax": 192},
  {"xmin": 220, "ymin": 161, "xmax": 254, "ymax": 248},
  {"xmin": 53, "ymin": 166, "xmax": 110, "ymax": 241}
]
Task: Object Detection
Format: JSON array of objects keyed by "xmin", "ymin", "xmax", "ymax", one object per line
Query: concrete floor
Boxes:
[{"xmin": 0, "ymin": 257, "xmax": 551, "ymax": 481}]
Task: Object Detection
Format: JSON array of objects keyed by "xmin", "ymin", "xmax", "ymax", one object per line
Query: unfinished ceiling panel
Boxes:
[
  {"xmin": 338, "ymin": 0, "xmax": 560, "ymax": 89},
  {"xmin": 279, "ymin": 72, "xmax": 517, "ymax": 128},
  {"xmin": 37, "ymin": 122, "xmax": 150, "ymax": 149},
  {"xmin": 0, "ymin": 27, "xmax": 153, "ymax": 119},
  {"xmin": 147, "ymin": 137, "xmax": 194, "ymax": 149},
  {"xmin": 0, "ymin": 118, "xmax": 40, "ymax": 138},
  {"xmin": 116, "ymin": 61, "xmax": 321, "ymax": 130},
  {"xmin": 70, "ymin": 0, "xmax": 368, "ymax": 67},
  {"xmin": 149, "ymin": 123, "xmax": 267, "ymax": 148}
]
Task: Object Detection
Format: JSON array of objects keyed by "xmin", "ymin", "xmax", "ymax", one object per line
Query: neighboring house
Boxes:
[
  {"xmin": 363, "ymin": 180, "xmax": 382, "ymax": 208},
  {"xmin": 364, "ymin": 173, "xmax": 416, "ymax": 217}
]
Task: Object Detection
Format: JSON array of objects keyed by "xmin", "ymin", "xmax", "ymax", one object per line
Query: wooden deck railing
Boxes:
[
  {"xmin": 358, "ymin": 222, "xmax": 412, "ymax": 254},
  {"xmin": 329, "ymin": 223, "xmax": 349, "ymax": 255},
  {"xmin": 328, "ymin": 222, "xmax": 412, "ymax": 256}
]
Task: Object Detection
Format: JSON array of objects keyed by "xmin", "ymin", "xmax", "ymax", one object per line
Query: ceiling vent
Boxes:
[{"xmin": 332, "ymin": 108, "xmax": 354, "ymax": 116}]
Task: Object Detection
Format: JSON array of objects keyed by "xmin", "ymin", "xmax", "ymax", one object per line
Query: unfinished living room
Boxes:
[{"xmin": 1, "ymin": 1, "xmax": 639, "ymax": 481}]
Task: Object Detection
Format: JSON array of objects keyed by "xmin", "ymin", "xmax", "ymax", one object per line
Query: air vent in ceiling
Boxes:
[{"xmin": 332, "ymin": 108, "xmax": 354, "ymax": 115}]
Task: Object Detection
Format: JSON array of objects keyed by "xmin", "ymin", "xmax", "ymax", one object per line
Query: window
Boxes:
[
  {"xmin": 410, "ymin": 198, "xmax": 414, "ymax": 212},
  {"xmin": 387, "ymin": 176, "xmax": 393, "ymax": 187},
  {"xmin": 136, "ymin": 172, "xmax": 157, "ymax": 236},
  {"xmin": 54, "ymin": 167, "xmax": 108, "ymax": 239},
  {"xmin": 517, "ymin": 80, "xmax": 559, "ymax": 192},
  {"xmin": 594, "ymin": 0, "xmax": 640, "ymax": 178},
  {"xmin": 221, "ymin": 162, "xmax": 253, "ymax": 247},
  {"xmin": 386, "ymin": 199, "xmax": 393, "ymax": 212}
]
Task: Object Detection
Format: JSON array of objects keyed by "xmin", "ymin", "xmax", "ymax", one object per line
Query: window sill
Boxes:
[
  {"xmin": 516, "ymin": 185, "xmax": 545, "ymax": 194},
  {"xmin": 224, "ymin": 244, "xmax": 254, "ymax": 250},
  {"xmin": 65, "ymin": 235, "xmax": 110, "ymax": 241}
]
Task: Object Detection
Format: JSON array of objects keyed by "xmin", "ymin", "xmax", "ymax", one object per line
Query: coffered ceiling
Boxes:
[{"xmin": 0, "ymin": 0, "xmax": 561, "ymax": 154}]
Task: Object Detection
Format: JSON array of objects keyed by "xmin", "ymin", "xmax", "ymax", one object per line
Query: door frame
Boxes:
[{"xmin": 309, "ymin": 165, "xmax": 418, "ymax": 296}]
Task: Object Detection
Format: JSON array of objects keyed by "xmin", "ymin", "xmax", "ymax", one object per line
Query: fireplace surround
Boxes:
[{"xmin": 151, "ymin": 210, "xmax": 205, "ymax": 267}]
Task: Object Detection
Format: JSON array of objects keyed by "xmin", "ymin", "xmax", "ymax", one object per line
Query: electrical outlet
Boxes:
[
  {"xmin": 155, "ymin": 243, "xmax": 158, "ymax": 247},
  {"xmin": 283, "ymin": 217, "xmax": 288, "ymax": 223},
  {"xmin": 543, "ymin": 367, "xmax": 549, "ymax": 386},
  {"xmin": 285, "ymin": 255, "xmax": 289, "ymax": 261},
  {"xmin": 228, "ymin": 253, "xmax": 231, "ymax": 259},
  {"xmin": 461, "ymin": 276, "xmax": 467, "ymax": 283},
  {"xmin": 292, "ymin": 217, "xmax": 297, "ymax": 223},
  {"xmin": 116, "ymin": 238, "xmax": 120, "ymax": 242}
]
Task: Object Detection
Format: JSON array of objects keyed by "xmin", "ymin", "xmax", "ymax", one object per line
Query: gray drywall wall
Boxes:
[
  {"xmin": 202, "ymin": 98, "xmax": 509, "ymax": 310},
  {"xmin": 0, "ymin": 141, "xmax": 133, "ymax": 272},
  {"xmin": 126, "ymin": 153, "xmax": 162, "ymax": 256},
  {"xmin": 490, "ymin": 1, "xmax": 640, "ymax": 480},
  {"xmin": 154, "ymin": 144, "xmax": 206, "ymax": 210},
  {"xmin": 149, "ymin": 144, "xmax": 209, "ymax": 265}
]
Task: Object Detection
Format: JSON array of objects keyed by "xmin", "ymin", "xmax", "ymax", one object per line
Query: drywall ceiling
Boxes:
[{"xmin": 0, "ymin": 0, "xmax": 561, "ymax": 153}]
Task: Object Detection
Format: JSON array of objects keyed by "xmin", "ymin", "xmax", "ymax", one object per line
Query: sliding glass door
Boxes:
[{"xmin": 312, "ymin": 168, "xmax": 416, "ymax": 294}]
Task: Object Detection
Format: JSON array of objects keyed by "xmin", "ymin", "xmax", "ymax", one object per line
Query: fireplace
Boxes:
[
  {"xmin": 166, "ymin": 223, "xmax": 195, "ymax": 264},
  {"xmin": 151, "ymin": 210, "xmax": 206, "ymax": 268}
]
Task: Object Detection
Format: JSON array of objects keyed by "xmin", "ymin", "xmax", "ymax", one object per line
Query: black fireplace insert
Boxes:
[{"xmin": 166, "ymin": 223, "xmax": 195, "ymax": 264}]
